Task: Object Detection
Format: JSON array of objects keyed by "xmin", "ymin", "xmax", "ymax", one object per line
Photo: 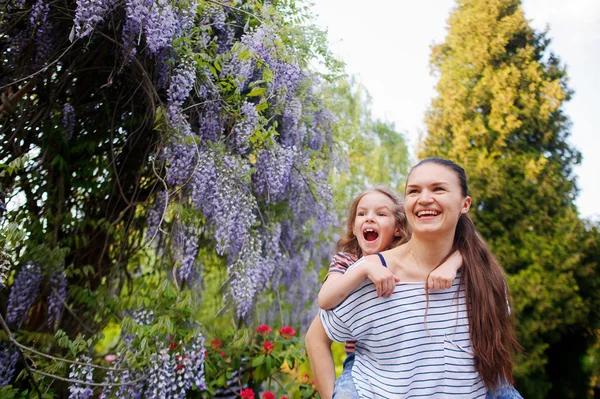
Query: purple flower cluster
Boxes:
[
  {"xmin": 172, "ymin": 333, "xmax": 207, "ymax": 394},
  {"xmin": 6, "ymin": 262, "xmax": 43, "ymax": 328},
  {"xmin": 208, "ymin": 4, "xmax": 226, "ymax": 31},
  {"xmin": 73, "ymin": 0, "xmax": 114, "ymax": 39},
  {"xmin": 227, "ymin": 235, "xmax": 267, "ymax": 319},
  {"xmin": 0, "ymin": 259, "xmax": 8, "ymax": 290},
  {"xmin": 156, "ymin": 49, "xmax": 171, "ymax": 89},
  {"xmin": 173, "ymin": 223, "xmax": 199, "ymax": 284},
  {"xmin": 225, "ymin": 45, "xmax": 255, "ymax": 91},
  {"xmin": 281, "ymin": 98, "xmax": 303, "ymax": 147},
  {"xmin": 145, "ymin": 3, "xmax": 179, "ymax": 54},
  {"xmin": 145, "ymin": 190, "xmax": 168, "ymax": 243},
  {"xmin": 68, "ymin": 356, "xmax": 94, "ymax": 399},
  {"xmin": 211, "ymin": 155, "xmax": 257, "ymax": 255},
  {"xmin": 0, "ymin": 343, "xmax": 19, "ymax": 386},
  {"xmin": 47, "ymin": 263, "xmax": 67, "ymax": 329},
  {"xmin": 167, "ymin": 60, "xmax": 196, "ymax": 125},
  {"xmin": 185, "ymin": 333, "xmax": 206, "ymax": 390},
  {"xmin": 146, "ymin": 347, "xmax": 176, "ymax": 398},
  {"xmin": 270, "ymin": 61, "xmax": 301, "ymax": 104},
  {"xmin": 253, "ymin": 144, "xmax": 295, "ymax": 202},
  {"xmin": 62, "ymin": 103, "xmax": 76, "ymax": 139},
  {"xmin": 234, "ymin": 101, "xmax": 259, "ymax": 154},
  {"xmin": 121, "ymin": 0, "xmax": 151, "ymax": 59},
  {"xmin": 190, "ymin": 148, "xmax": 257, "ymax": 256},
  {"xmin": 198, "ymin": 101, "xmax": 223, "ymax": 142},
  {"xmin": 164, "ymin": 137, "xmax": 195, "ymax": 187},
  {"xmin": 29, "ymin": 0, "xmax": 49, "ymax": 27},
  {"xmin": 130, "ymin": 308, "xmax": 155, "ymax": 325}
]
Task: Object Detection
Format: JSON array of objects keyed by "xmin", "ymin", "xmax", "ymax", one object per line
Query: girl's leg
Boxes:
[{"xmin": 332, "ymin": 353, "xmax": 359, "ymax": 399}]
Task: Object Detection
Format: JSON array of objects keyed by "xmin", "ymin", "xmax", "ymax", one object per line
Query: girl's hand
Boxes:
[
  {"xmin": 427, "ymin": 251, "xmax": 463, "ymax": 289},
  {"xmin": 363, "ymin": 261, "xmax": 401, "ymax": 297},
  {"xmin": 427, "ymin": 267, "xmax": 455, "ymax": 290}
]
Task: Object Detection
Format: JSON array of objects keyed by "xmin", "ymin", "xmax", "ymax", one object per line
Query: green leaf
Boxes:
[
  {"xmin": 252, "ymin": 354, "xmax": 265, "ymax": 367},
  {"xmin": 247, "ymin": 87, "xmax": 266, "ymax": 97}
]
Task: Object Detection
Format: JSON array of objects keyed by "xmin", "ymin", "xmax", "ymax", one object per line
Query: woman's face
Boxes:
[{"xmin": 404, "ymin": 163, "xmax": 471, "ymax": 237}]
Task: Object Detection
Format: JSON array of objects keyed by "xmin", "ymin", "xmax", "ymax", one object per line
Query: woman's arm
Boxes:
[
  {"xmin": 318, "ymin": 257, "xmax": 400, "ymax": 309},
  {"xmin": 305, "ymin": 316, "xmax": 335, "ymax": 399}
]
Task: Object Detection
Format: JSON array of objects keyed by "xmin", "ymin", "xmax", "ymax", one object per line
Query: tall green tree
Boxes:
[
  {"xmin": 420, "ymin": 0, "xmax": 592, "ymax": 396},
  {"xmin": 327, "ymin": 77, "xmax": 411, "ymax": 218}
]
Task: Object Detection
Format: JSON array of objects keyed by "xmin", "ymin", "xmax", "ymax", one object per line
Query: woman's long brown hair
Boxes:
[
  {"xmin": 410, "ymin": 158, "xmax": 521, "ymax": 392},
  {"xmin": 336, "ymin": 187, "xmax": 411, "ymax": 258}
]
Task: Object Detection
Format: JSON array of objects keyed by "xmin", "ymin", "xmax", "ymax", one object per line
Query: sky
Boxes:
[{"xmin": 310, "ymin": 0, "xmax": 600, "ymax": 220}]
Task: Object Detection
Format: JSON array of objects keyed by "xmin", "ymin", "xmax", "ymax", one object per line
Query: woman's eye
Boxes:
[
  {"xmin": 408, "ymin": 189, "xmax": 418, "ymax": 194},
  {"xmin": 378, "ymin": 213, "xmax": 387, "ymax": 217},
  {"xmin": 434, "ymin": 187, "xmax": 444, "ymax": 192}
]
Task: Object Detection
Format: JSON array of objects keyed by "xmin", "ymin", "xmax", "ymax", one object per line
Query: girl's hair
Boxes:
[
  {"xmin": 337, "ymin": 187, "xmax": 410, "ymax": 258},
  {"xmin": 408, "ymin": 158, "xmax": 520, "ymax": 392}
]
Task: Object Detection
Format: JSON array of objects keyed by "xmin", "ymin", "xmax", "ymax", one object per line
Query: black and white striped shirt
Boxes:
[{"xmin": 319, "ymin": 258, "xmax": 486, "ymax": 398}]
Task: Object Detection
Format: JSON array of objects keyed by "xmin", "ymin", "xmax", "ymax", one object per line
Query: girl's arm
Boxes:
[
  {"xmin": 305, "ymin": 316, "xmax": 335, "ymax": 399},
  {"xmin": 427, "ymin": 250, "xmax": 463, "ymax": 289},
  {"xmin": 318, "ymin": 256, "xmax": 400, "ymax": 310}
]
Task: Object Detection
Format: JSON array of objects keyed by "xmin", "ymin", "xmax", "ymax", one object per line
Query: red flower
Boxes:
[
  {"xmin": 263, "ymin": 341, "xmax": 275, "ymax": 355},
  {"xmin": 211, "ymin": 339, "xmax": 223, "ymax": 351},
  {"xmin": 220, "ymin": 351, "xmax": 226, "ymax": 357},
  {"xmin": 281, "ymin": 397, "xmax": 289, "ymax": 399},
  {"xmin": 240, "ymin": 388, "xmax": 255, "ymax": 399},
  {"xmin": 300, "ymin": 373, "xmax": 310, "ymax": 384},
  {"xmin": 261, "ymin": 392, "xmax": 275, "ymax": 399},
  {"xmin": 279, "ymin": 326, "xmax": 296, "ymax": 339},
  {"xmin": 256, "ymin": 324, "xmax": 272, "ymax": 335},
  {"xmin": 169, "ymin": 341, "xmax": 179, "ymax": 351}
]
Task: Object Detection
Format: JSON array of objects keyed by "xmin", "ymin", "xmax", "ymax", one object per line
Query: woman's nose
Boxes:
[{"xmin": 418, "ymin": 190, "xmax": 433, "ymax": 203}]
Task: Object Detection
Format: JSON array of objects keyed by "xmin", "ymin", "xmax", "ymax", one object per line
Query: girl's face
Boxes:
[
  {"xmin": 404, "ymin": 163, "xmax": 471, "ymax": 237},
  {"xmin": 353, "ymin": 192, "xmax": 401, "ymax": 255}
]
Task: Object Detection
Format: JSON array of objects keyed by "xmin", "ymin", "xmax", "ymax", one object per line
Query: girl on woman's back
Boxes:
[{"xmin": 319, "ymin": 158, "xmax": 522, "ymax": 398}]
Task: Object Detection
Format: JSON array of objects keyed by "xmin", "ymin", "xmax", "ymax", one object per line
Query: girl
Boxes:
[
  {"xmin": 319, "ymin": 158, "xmax": 522, "ymax": 398},
  {"xmin": 305, "ymin": 187, "xmax": 463, "ymax": 399}
]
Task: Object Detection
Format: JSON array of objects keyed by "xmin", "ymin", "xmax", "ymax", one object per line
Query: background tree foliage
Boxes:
[
  {"xmin": 421, "ymin": 0, "xmax": 600, "ymax": 397},
  {"xmin": 326, "ymin": 77, "xmax": 411, "ymax": 217}
]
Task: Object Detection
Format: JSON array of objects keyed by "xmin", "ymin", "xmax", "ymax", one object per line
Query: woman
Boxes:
[{"xmin": 319, "ymin": 158, "xmax": 521, "ymax": 398}]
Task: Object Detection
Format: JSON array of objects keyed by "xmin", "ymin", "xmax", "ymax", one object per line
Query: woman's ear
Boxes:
[
  {"xmin": 460, "ymin": 196, "xmax": 472, "ymax": 214},
  {"xmin": 394, "ymin": 227, "xmax": 402, "ymax": 237}
]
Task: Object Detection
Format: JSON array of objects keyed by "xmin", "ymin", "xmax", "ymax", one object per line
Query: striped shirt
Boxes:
[
  {"xmin": 320, "ymin": 258, "xmax": 487, "ymax": 399},
  {"xmin": 326, "ymin": 252, "xmax": 359, "ymax": 353}
]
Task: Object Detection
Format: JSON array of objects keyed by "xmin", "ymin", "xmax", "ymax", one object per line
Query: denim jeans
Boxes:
[
  {"xmin": 486, "ymin": 383, "xmax": 524, "ymax": 399},
  {"xmin": 332, "ymin": 353, "xmax": 359, "ymax": 399}
]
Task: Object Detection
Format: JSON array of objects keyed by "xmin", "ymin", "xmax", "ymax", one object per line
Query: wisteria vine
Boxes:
[{"xmin": 0, "ymin": 0, "xmax": 338, "ymax": 395}]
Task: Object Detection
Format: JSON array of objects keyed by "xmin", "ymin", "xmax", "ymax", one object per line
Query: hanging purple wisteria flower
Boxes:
[
  {"xmin": 0, "ymin": 343, "xmax": 19, "ymax": 386},
  {"xmin": 47, "ymin": 263, "xmax": 67, "ymax": 328},
  {"xmin": 233, "ymin": 101, "xmax": 259, "ymax": 154},
  {"xmin": 6, "ymin": 262, "xmax": 43, "ymax": 328},
  {"xmin": 68, "ymin": 356, "xmax": 94, "ymax": 399},
  {"xmin": 73, "ymin": 0, "xmax": 114, "ymax": 39},
  {"xmin": 173, "ymin": 223, "xmax": 199, "ymax": 284},
  {"xmin": 253, "ymin": 144, "xmax": 295, "ymax": 203},
  {"xmin": 145, "ymin": 2, "xmax": 179, "ymax": 54},
  {"xmin": 145, "ymin": 190, "xmax": 168, "ymax": 243},
  {"xmin": 145, "ymin": 347, "xmax": 175, "ymax": 398}
]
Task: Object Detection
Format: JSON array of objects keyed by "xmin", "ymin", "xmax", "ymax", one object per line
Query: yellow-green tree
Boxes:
[{"xmin": 421, "ymin": 0, "xmax": 594, "ymax": 396}]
